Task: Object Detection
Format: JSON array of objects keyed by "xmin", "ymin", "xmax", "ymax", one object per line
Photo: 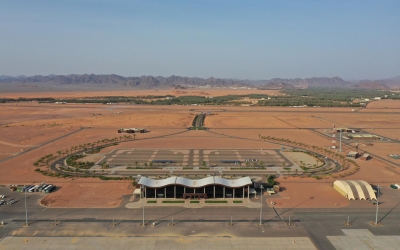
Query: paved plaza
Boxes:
[
  {"xmin": 0, "ymin": 236, "xmax": 317, "ymax": 250},
  {"xmin": 327, "ymin": 229, "xmax": 400, "ymax": 250}
]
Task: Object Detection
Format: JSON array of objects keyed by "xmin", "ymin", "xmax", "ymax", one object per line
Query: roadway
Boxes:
[{"xmin": 1, "ymin": 187, "xmax": 400, "ymax": 250}]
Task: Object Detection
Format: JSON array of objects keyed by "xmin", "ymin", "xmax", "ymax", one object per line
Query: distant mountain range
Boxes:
[{"xmin": 0, "ymin": 74, "xmax": 399, "ymax": 90}]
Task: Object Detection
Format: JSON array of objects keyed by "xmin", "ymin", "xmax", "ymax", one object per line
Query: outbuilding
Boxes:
[
  {"xmin": 361, "ymin": 153, "xmax": 370, "ymax": 161},
  {"xmin": 333, "ymin": 180, "xmax": 376, "ymax": 200},
  {"xmin": 346, "ymin": 151, "xmax": 359, "ymax": 159}
]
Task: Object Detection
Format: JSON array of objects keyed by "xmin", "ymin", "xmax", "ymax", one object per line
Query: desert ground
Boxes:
[{"xmin": 1, "ymin": 90, "xmax": 400, "ymax": 208}]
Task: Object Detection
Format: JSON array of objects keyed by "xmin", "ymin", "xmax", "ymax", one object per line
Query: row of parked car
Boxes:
[
  {"xmin": 17, "ymin": 183, "xmax": 56, "ymax": 193},
  {"xmin": 0, "ymin": 198, "xmax": 16, "ymax": 205}
]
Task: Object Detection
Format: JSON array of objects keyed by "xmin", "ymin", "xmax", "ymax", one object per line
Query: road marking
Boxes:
[{"xmin": 42, "ymin": 207, "xmax": 47, "ymax": 211}]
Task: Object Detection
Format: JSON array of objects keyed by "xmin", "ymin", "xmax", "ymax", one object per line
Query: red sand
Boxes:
[{"xmin": 1, "ymin": 97, "xmax": 400, "ymax": 208}]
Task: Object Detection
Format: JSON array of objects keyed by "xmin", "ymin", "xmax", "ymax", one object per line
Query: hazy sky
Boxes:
[{"xmin": 1, "ymin": 0, "xmax": 399, "ymax": 80}]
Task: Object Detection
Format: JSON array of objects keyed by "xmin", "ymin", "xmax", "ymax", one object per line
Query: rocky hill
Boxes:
[
  {"xmin": 354, "ymin": 82, "xmax": 390, "ymax": 90},
  {"xmin": 0, "ymin": 74, "xmax": 253, "ymax": 89},
  {"xmin": 1, "ymin": 74, "xmax": 400, "ymax": 89},
  {"xmin": 257, "ymin": 82, "xmax": 295, "ymax": 90}
]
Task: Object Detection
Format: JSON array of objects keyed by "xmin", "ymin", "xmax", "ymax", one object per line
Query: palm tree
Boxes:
[
  {"xmin": 259, "ymin": 161, "xmax": 264, "ymax": 168},
  {"xmin": 133, "ymin": 134, "xmax": 136, "ymax": 140},
  {"xmin": 57, "ymin": 151, "xmax": 62, "ymax": 159},
  {"xmin": 101, "ymin": 170, "xmax": 104, "ymax": 175},
  {"xmin": 135, "ymin": 161, "xmax": 139, "ymax": 168},
  {"xmin": 93, "ymin": 170, "xmax": 96, "ymax": 175},
  {"xmin": 295, "ymin": 169, "xmax": 298, "ymax": 176}
]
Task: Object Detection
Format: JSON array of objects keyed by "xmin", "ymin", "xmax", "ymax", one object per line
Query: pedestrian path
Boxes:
[{"xmin": 126, "ymin": 198, "xmax": 261, "ymax": 209}]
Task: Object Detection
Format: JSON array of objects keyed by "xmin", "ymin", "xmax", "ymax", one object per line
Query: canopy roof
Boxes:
[
  {"xmin": 334, "ymin": 180, "xmax": 376, "ymax": 200},
  {"xmin": 139, "ymin": 176, "xmax": 252, "ymax": 188}
]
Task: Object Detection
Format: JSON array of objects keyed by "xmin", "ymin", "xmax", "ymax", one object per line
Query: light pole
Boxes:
[
  {"xmin": 24, "ymin": 189, "xmax": 28, "ymax": 226},
  {"xmin": 259, "ymin": 185, "xmax": 264, "ymax": 225},
  {"xmin": 142, "ymin": 185, "xmax": 145, "ymax": 226},
  {"xmin": 375, "ymin": 185, "xmax": 380, "ymax": 225}
]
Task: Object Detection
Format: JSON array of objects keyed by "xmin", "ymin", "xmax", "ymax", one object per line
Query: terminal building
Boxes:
[{"xmin": 138, "ymin": 176, "xmax": 252, "ymax": 199}]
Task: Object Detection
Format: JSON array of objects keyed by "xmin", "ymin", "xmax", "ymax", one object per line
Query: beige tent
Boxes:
[{"xmin": 333, "ymin": 180, "xmax": 376, "ymax": 200}]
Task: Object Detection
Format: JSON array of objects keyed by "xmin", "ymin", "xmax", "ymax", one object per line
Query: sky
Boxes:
[{"xmin": 1, "ymin": 0, "xmax": 399, "ymax": 80}]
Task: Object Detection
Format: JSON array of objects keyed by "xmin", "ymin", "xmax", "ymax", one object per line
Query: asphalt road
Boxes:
[{"xmin": 2, "ymin": 186, "xmax": 400, "ymax": 250}]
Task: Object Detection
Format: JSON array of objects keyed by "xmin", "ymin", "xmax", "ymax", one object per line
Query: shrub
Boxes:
[
  {"xmin": 233, "ymin": 200, "xmax": 243, "ymax": 203},
  {"xmin": 147, "ymin": 200, "xmax": 157, "ymax": 203},
  {"xmin": 162, "ymin": 200, "xmax": 184, "ymax": 203},
  {"xmin": 205, "ymin": 200, "xmax": 228, "ymax": 203}
]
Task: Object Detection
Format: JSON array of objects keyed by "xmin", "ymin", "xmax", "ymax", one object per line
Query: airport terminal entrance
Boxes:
[{"xmin": 183, "ymin": 193, "xmax": 207, "ymax": 199}]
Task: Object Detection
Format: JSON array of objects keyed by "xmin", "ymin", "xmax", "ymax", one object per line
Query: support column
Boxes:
[
  {"xmin": 243, "ymin": 187, "xmax": 245, "ymax": 199},
  {"xmin": 155, "ymin": 188, "xmax": 157, "ymax": 198},
  {"xmin": 223, "ymin": 187, "xmax": 225, "ymax": 199},
  {"xmin": 213, "ymin": 185, "xmax": 215, "ymax": 199},
  {"xmin": 164, "ymin": 187, "xmax": 166, "ymax": 199},
  {"xmin": 204, "ymin": 187, "xmax": 206, "ymax": 193},
  {"xmin": 174, "ymin": 186, "xmax": 176, "ymax": 199},
  {"xmin": 184, "ymin": 187, "xmax": 186, "ymax": 194},
  {"xmin": 233, "ymin": 189, "xmax": 235, "ymax": 198},
  {"xmin": 248, "ymin": 185, "xmax": 249, "ymax": 199},
  {"xmin": 144, "ymin": 187, "xmax": 147, "ymax": 198}
]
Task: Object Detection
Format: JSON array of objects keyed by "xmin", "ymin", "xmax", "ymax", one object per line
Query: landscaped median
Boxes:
[
  {"xmin": 162, "ymin": 200, "xmax": 184, "ymax": 203},
  {"xmin": 205, "ymin": 200, "xmax": 228, "ymax": 203}
]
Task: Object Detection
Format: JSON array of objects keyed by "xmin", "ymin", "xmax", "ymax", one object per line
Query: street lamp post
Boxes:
[
  {"xmin": 375, "ymin": 185, "xmax": 380, "ymax": 225},
  {"xmin": 259, "ymin": 185, "xmax": 264, "ymax": 225},
  {"xmin": 142, "ymin": 185, "xmax": 145, "ymax": 226},
  {"xmin": 24, "ymin": 190, "xmax": 28, "ymax": 226}
]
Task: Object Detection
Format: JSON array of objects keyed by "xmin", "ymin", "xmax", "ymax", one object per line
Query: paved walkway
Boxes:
[
  {"xmin": 126, "ymin": 198, "xmax": 261, "ymax": 209},
  {"xmin": 327, "ymin": 229, "xmax": 400, "ymax": 250},
  {"xmin": 0, "ymin": 236, "xmax": 316, "ymax": 250}
]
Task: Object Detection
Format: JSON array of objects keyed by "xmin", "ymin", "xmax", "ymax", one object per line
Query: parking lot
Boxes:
[
  {"xmin": 0, "ymin": 186, "xmax": 46, "ymax": 222},
  {"xmin": 97, "ymin": 148, "xmax": 291, "ymax": 168}
]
